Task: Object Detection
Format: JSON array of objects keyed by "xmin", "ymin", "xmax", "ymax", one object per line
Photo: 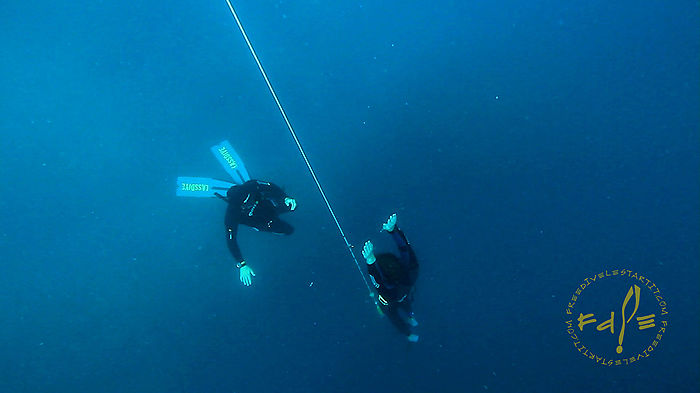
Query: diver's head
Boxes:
[{"xmin": 376, "ymin": 253, "xmax": 405, "ymax": 284}]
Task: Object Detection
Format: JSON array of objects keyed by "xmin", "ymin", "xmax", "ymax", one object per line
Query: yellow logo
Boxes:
[{"xmin": 564, "ymin": 269, "xmax": 669, "ymax": 366}]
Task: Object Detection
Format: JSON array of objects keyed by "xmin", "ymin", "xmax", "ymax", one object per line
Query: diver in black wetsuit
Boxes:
[
  {"xmin": 362, "ymin": 213, "xmax": 420, "ymax": 342},
  {"xmin": 222, "ymin": 179, "xmax": 297, "ymax": 286}
]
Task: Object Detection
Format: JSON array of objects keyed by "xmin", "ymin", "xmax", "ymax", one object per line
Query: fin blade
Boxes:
[
  {"xmin": 210, "ymin": 140, "xmax": 251, "ymax": 184},
  {"xmin": 176, "ymin": 176, "xmax": 235, "ymax": 197}
]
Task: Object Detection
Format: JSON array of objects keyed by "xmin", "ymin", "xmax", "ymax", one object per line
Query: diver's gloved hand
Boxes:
[
  {"xmin": 407, "ymin": 334, "xmax": 419, "ymax": 343},
  {"xmin": 362, "ymin": 240, "xmax": 376, "ymax": 264},
  {"xmin": 238, "ymin": 263, "xmax": 256, "ymax": 286},
  {"xmin": 382, "ymin": 213, "xmax": 397, "ymax": 232},
  {"xmin": 284, "ymin": 197, "xmax": 297, "ymax": 211}
]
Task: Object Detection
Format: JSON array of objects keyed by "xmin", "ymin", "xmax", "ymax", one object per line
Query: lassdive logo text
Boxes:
[{"xmin": 218, "ymin": 146, "xmax": 239, "ymax": 170}]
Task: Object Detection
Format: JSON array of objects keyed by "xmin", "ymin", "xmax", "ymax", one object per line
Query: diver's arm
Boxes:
[
  {"xmin": 224, "ymin": 206, "xmax": 244, "ymax": 263},
  {"xmin": 258, "ymin": 181, "xmax": 296, "ymax": 212},
  {"xmin": 382, "ymin": 214, "xmax": 409, "ymax": 257},
  {"xmin": 225, "ymin": 205, "xmax": 256, "ymax": 286},
  {"xmin": 367, "ymin": 263, "xmax": 382, "ymax": 290},
  {"xmin": 389, "ymin": 227, "xmax": 412, "ymax": 265}
]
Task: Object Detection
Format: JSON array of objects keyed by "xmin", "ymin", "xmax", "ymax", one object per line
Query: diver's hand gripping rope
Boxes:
[{"xmin": 223, "ymin": 0, "xmax": 375, "ymax": 300}]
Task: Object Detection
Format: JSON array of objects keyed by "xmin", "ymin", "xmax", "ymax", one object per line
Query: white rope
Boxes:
[{"xmin": 223, "ymin": 0, "xmax": 374, "ymax": 297}]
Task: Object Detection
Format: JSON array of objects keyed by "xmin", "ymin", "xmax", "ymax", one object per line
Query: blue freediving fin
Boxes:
[
  {"xmin": 211, "ymin": 140, "xmax": 250, "ymax": 184},
  {"xmin": 176, "ymin": 177, "xmax": 235, "ymax": 197}
]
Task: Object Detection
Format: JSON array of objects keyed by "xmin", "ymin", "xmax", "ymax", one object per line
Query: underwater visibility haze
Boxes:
[{"xmin": 1, "ymin": 0, "xmax": 698, "ymax": 392}]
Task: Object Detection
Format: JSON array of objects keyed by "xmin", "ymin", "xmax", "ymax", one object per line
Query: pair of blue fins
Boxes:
[{"xmin": 176, "ymin": 140, "xmax": 251, "ymax": 198}]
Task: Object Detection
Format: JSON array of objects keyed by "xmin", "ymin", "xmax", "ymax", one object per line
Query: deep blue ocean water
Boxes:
[{"xmin": 1, "ymin": 1, "xmax": 698, "ymax": 392}]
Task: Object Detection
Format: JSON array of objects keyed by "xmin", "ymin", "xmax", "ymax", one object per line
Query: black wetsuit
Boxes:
[
  {"xmin": 224, "ymin": 180, "xmax": 294, "ymax": 263},
  {"xmin": 367, "ymin": 227, "xmax": 419, "ymax": 336}
]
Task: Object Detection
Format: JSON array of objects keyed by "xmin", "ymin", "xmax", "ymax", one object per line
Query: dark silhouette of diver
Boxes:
[
  {"xmin": 221, "ymin": 179, "xmax": 297, "ymax": 286},
  {"xmin": 362, "ymin": 213, "xmax": 420, "ymax": 342}
]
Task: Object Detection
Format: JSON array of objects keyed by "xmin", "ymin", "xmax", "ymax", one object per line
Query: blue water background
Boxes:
[{"xmin": 1, "ymin": 1, "xmax": 698, "ymax": 392}]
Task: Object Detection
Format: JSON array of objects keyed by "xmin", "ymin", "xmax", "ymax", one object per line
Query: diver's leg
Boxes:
[
  {"xmin": 383, "ymin": 303, "xmax": 412, "ymax": 337},
  {"xmin": 398, "ymin": 300, "xmax": 418, "ymax": 327}
]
